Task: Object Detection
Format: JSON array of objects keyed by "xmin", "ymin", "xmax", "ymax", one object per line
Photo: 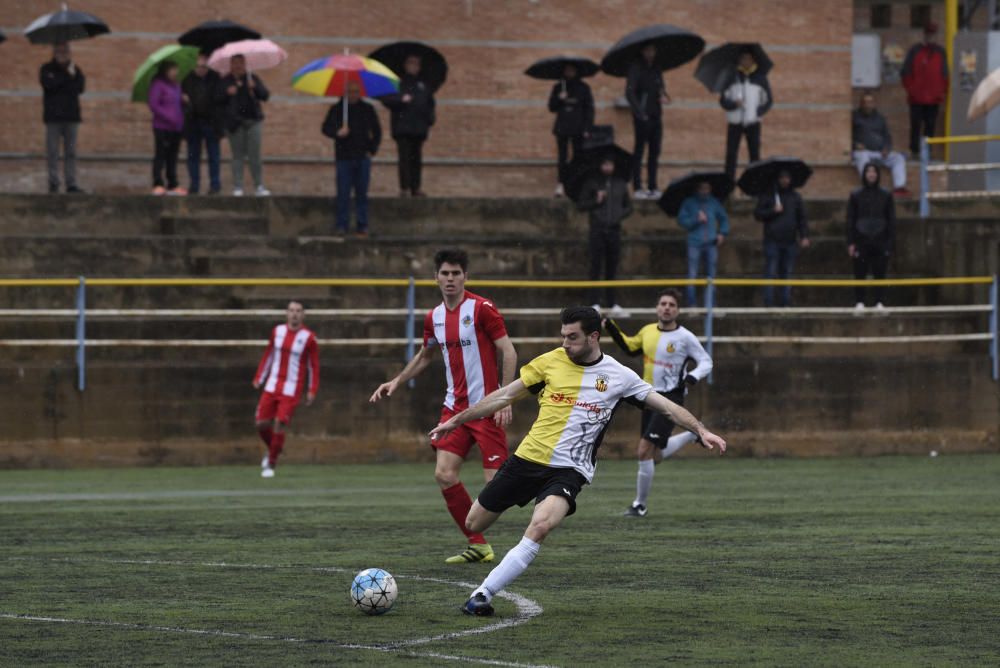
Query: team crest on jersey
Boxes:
[
  {"xmin": 666, "ymin": 342, "xmax": 676, "ymax": 353},
  {"xmin": 461, "ymin": 314, "xmax": 473, "ymax": 327},
  {"xmin": 595, "ymin": 374, "xmax": 609, "ymax": 392}
]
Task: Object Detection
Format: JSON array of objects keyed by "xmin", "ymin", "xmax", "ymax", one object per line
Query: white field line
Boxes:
[
  {"xmin": 1, "ymin": 557, "xmax": 554, "ymax": 668},
  {"xmin": 0, "ymin": 488, "xmax": 344, "ymax": 503}
]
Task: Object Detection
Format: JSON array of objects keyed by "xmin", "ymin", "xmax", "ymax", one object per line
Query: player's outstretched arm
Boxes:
[
  {"xmin": 429, "ymin": 379, "xmax": 529, "ymax": 441},
  {"xmin": 493, "ymin": 335, "xmax": 518, "ymax": 427},
  {"xmin": 643, "ymin": 391, "xmax": 727, "ymax": 454},
  {"xmin": 369, "ymin": 345, "xmax": 437, "ymax": 402}
]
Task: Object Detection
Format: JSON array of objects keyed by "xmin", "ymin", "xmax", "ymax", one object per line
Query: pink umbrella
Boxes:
[{"xmin": 207, "ymin": 38, "xmax": 287, "ymax": 75}]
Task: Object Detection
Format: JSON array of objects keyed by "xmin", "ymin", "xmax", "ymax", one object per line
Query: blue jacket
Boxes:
[{"xmin": 677, "ymin": 195, "xmax": 730, "ymax": 248}]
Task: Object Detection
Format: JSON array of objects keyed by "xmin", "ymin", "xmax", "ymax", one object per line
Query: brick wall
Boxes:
[{"xmin": 0, "ymin": 0, "xmax": 853, "ymax": 195}]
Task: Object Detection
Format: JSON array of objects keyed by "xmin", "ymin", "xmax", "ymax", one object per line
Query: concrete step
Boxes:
[{"xmin": 159, "ymin": 215, "xmax": 270, "ymax": 237}]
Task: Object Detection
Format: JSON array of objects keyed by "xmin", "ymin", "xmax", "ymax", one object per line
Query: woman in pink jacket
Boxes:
[{"xmin": 148, "ymin": 61, "xmax": 186, "ymax": 195}]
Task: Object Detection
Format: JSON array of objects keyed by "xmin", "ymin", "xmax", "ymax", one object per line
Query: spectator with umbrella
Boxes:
[
  {"xmin": 210, "ymin": 40, "xmax": 287, "ymax": 196},
  {"xmin": 742, "ymin": 158, "xmax": 812, "ymax": 307},
  {"xmin": 715, "ymin": 45, "xmax": 773, "ymax": 182},
  {"xmin": 301, "ymin": 54, "xmax": 396, "ymax": 238},
  {"xmin": 661, "ymin": 173, "xmax": 732, "ymax": 307},
  {"xmin": 526, "ymin": 56, "xmax": 597, "ymax": 198},
  {"xmin": 370, "ymin": 42, "xmax": 446, "ymax": 198},
  {"xmin": 28, "ymin": 5, "xmax": 110, "ymax": 194},
  {"xmin": 602, "ymin": 25, "xmax": 705, "ymax": 200},
  {"xmin": 572, "ymin": 146, "xmax": 634, "ymax": 317},
  {"xmin": 147, "ymin": 60, "xmax": 187, "ymax": 196},
  {"xmin": 178, "ymin": 20, "xmax": 259, "ymax": 195}
]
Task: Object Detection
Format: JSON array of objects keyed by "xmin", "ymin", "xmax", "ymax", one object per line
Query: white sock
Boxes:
[
  {"xmin": 473, "ymin": 536, "xmax": 540, "ymax": 603},
  {"xmin": 634, "ymin": 459, "xmax": 655, "ymax": 507},
  {"xmin": 662, "ymin": 431, "xmax": 698, "ymax": 458}
]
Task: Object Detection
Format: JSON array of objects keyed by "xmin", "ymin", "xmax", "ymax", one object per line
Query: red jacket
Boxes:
[{"xmin": 901, "ymin": 43, "xmax": 949, "ymax": 105}]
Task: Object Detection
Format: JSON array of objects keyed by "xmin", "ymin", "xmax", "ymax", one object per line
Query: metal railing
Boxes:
[
  {"xmin": 919, "ymin": 134, "xmax": 1000, "ymax": 217},
  {"xmin": 0, "ymin": 276, "xmax": 996, "ymax": 389}
]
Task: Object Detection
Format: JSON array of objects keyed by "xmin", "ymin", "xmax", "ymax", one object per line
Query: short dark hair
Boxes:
[
  {"xmin": 658, "ymin": 288, "xmax": 683, "ymax": 306},
  {"xmin": 561, "ymin": 305, "xmax": 601, "ymax": 335},
  {"xmin": 287, "ymin": 299, "xmax": 306, "ymax": 310},
  {"xmin": 434, "ymin": 249, "xmax": 469, "ymax": 272}
]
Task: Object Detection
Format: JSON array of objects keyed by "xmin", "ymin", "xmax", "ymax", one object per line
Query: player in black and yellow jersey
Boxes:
[
  {"xmin": 429, "ymin": 306, "xmax": 726, "ymax": 616},
  {"xmin": 604, "ymin": 288, "xmax": 714, "ymax": 517}
]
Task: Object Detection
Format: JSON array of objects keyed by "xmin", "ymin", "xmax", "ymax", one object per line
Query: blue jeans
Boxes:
[
  {"xmin": 763, "ymin": 241, "xmax": 798, "ymax": 307},
  {"xmin": 686, "ymin": 244, "xmax": 718, "ymax": 307},
  {"xmin": 185, "ymin": 119, "xmax": 221, "ymax": 193},
  {"xmin": 336, "ymin": 158, "xmax": 371, "ymax": 232}
]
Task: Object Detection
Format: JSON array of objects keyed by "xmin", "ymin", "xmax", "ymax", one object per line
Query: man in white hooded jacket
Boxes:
[{"xmin": 721, "ymin": 48, "xmax": 773, "ymax": 182}]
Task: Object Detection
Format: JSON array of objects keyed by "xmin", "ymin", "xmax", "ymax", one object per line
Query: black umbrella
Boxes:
[
  {"xmin": 178, "ymin": 19, "xmax": 261, "ymax": 56},
  {"xmin": 737, "ymin": 157, "xmax": 812, "ymax": 196},
  {"xmin": 525, "ymin": 56, "xmax": 600, "ymax": 80},
  {"xmin": 565, "ymin": 145, "xmax": 633, "ymax": 202},
  {"xmin": 658, "ymin": 172, "xmax": 734, "ymax": 217},
  {"xmin": 0, "ymin": 31, "xmax": 6, "ymax": 45},
  {"xmin": 24, "ymin": 6, "xmax": 109, "ymax": 44},
  {"xmin": 368, "ymin": 41, "xmax": 448, "ymax": 93},
  {"xmin": 601, "ymin": 24, "xmax": 705, "ymax": 77},
  {"xmin": 694, "ymin": 42, "xmax": 773, "ymax": 93}
]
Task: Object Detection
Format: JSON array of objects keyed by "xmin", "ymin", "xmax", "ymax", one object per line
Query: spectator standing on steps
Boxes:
[
  {"xmin": 218, "ymin": 54, "xmax": 271, "ymax": 197},
  {"xmin": 548, "ymin": 63, "xmax": 594, "ymax": 198},
  {"xmin": 182, "ymin": 54, "xmax": 223, "ymax": 195},
  {"xmin": 40, "ymin": 42, "xmax": 85, "ymax": 194},
  {"xmin": 753, "ymin": 170, "xmax": 809, "ymax": 307},
  {"xmin": 381, "ymin": 54, "xmax": 436, "ymax": 198},
  {"xmin": 577, "ymin": 156, "xmax": 633, "ymax": 318},
  {"xmin": 721, "ymin": 48, "xmax": 773, "ymax": 183},
  {"xmin": 901, "ymin": 22, "xmax": 949, "ymax": 159},
  {"xmin": 678, "ymin": 181, "xmax": 729, "ymax": 307},
  {"xmin": 847, "ymin": 163, "xmax": 896, "ymax": 311},
  {"xmin": 323, "ymin": 81, "xmax": 382, "ymax": 239},
  {"xmin": 852, "ymin": 93, "xmax": 910, "ymax": 197},
  {"xmin": 626, "ymin": 43, "xmax": 670, "ymax": 200},
  {"xmin": 148, "ymin": 61, "xmax": 186, "ymax": 196}
]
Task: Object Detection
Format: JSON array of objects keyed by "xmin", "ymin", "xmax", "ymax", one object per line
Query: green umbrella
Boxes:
[{"xmin": 131, "ymin": 44, "xmax": 199, "ymax": 103}]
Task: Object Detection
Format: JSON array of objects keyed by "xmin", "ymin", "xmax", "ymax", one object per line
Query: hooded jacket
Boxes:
[
  {"xmin": 548, "ymin": 78, "xmax": 595, "ymax": 137},
  {"xmin": 754, "ymin": 187, "xmax": 807, "ymax": 245},
  {"xmin": 577, "ymin": 173, "xmax": 632, "ymax": 228},
  {"xmin": 625, "ymin": 60, "xmax": 665, "ymax": 119},
  {"xmin": 322, "ymin": 99, "xmax": 382, "ymax": 160},
  {"xmin": 678, "ymin": 194, "xmax": 730, "ymax": 248},
  {"xmin": 148, "ymin": 77, "xmax": 185, "ymax": 133},
  {"xmin": 720, "ymin": 68, "xmax": 773, "ymax": 126},
  {"xmin": 380, "ymin": 75, "xmax": 436, "ymax": 139},
  {"xmin": 847, "ymin": 163, "xmax": 896, "ymax": 253},
  {"xmin": 216, "ymin": 73, "xmax": 270, "ymax": 133},
  {"xmin": 901, "ymin": 43, "xmax": 949, "ymax": 105},
  {"xmin": 40, "ymin": 59, "xmax": 85, "ymax": 123}
]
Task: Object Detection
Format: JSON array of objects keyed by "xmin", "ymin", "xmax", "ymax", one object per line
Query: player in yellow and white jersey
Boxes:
[
  {"xmin": 604, "ymin": 288, "xmax": 713, "ymax": 517},
  {"xmin": 429, "ymin": 306, "xmax": 726, "ymax": 617}
]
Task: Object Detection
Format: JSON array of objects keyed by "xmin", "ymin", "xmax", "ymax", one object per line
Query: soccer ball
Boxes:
[{"xmin": 350, "ymin": 568, "xmax": 398, "ymax": 615}]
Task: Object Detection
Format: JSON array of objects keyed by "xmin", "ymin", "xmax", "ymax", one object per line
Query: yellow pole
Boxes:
[{"xmin": 944, "ymin": 0, "xmax": 959, "ymax": 162}]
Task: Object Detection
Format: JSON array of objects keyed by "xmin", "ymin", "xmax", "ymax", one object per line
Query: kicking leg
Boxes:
[
  {"xmin": 465, "ymin": 495, "xmax": 570, "ymax": 615},
  {"xmin": 627, "ymin": 438, "xmax": 657, "ymax": 516},
  {"xmin": 660, "ymin": 431, "xmax": 698, "ymax": 459}
]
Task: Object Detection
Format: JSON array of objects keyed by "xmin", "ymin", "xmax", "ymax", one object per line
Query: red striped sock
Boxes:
[
  {"xmin": 441, "ymin": 482, "xmax": 486, "ymax": 545},
  {"xmin": 268, "ymin": 432, "xmax": 286, "ymax": 468}
]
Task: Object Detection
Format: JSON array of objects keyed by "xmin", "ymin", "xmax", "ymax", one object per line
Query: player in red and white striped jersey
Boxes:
[
  {"xmin": 253, "ymin": 300, "xmax": 320, "ymax": 478},
  {"xmin": 370, "ymin": 249, "xmax": 517, "ymax": 564}
]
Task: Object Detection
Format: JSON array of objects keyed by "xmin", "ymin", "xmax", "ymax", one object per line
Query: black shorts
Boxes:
[
  {"xmin": 477, "ymin": 455, "xmax": 588, "ymax": 517},
  {"xmin": 640, "ymin": 389, "xmax": 684, "ymax": 449}
]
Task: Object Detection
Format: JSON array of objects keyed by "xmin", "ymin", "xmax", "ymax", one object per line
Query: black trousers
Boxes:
[
  {"xmin": 588, "ymin": 224, "xmax": 621, "ymax": 307},
  {"xmin": 632, "ymin": 115, "xmax": 662, "ymax": 191},
  {"xmin": 852, "ymin": 247, "xmax": 890, "ymax": 305},
  {"xmin": 909, "ymin": 104, "xmax": 939, "ymax": 155},
  {"xmin": 153, "ymin": 128, "xmax": 182, "ymax": 189},
  {"xmin": 556, "ymin": 134, "xmax": 584, "ymax": 185},
  {"xmin": 396, "ymin": 135, "xmax": 425, "ymax": 193},
  {"xmin": 724, "ymin": 122, "xmax": 761, "ymax": 182}
]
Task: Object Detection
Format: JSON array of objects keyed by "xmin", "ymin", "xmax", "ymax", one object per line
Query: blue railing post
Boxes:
[
  {"xmin": 405, "ymin": 276, "xmax": 416, "ymax": 388},
  {"xmin": 990, "ymin": 275, "xmax": 998, "ymax": 382},
  {"xmin": 919, "ymin": 136, "xmax": 930, "ymax": 218},
  {"xmin": 704, "ymin": 278, "xmax": 714, "ymax": 385},
  {"xmin": 75, "ymin": 276, "xmax": 86, "ymax": 392}
]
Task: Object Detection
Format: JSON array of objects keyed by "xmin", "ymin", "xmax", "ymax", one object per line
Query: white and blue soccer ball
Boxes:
[{"xmin": 350, "ymin": 568, "xmax": 398, "ymax": 615}]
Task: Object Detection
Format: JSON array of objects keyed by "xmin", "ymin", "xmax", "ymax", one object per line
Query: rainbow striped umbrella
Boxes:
[{"xmin": 292, "ymin": 53, "xmax": 400, "ymax": 99}]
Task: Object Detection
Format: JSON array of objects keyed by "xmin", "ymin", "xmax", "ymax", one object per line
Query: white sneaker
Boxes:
[
  {"xmin": 874, "ymin": 302, "xmax": 887, "ymax": 316},
  {"xmin": 648, "ymin": 189, "xmax": 662, "ymax": 199},
  {"xmin": 553, "ymin": 183, "xmax": 565, "ymax": 198},
  {"xmin": 255, "ymin": 185, "xmax": 271, "ymax": 197},
  {"xmin": 853, "ymin": 302, "xmax": 865, "ymax": 316},
  {"xmin": 608, "ymin": 304, "xmax": 631, "ymax": 318},
  {"xmin": 261, "ymin": 455, "xmax": 270, "ymax": 469},
  {"xmin": 233, "ymin": 187, "xmax": 244, "ymax": 197},
  {"xmin": 632, "ymin": 189, "xmax": 648, "ymax": 200},
  {"xmin": 590, "ymin": 304, "xmax": 602, "ymax": 314},
  {"xmin": 261, "ymin": 467, "xmax": 275, "ymax": 478}
]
